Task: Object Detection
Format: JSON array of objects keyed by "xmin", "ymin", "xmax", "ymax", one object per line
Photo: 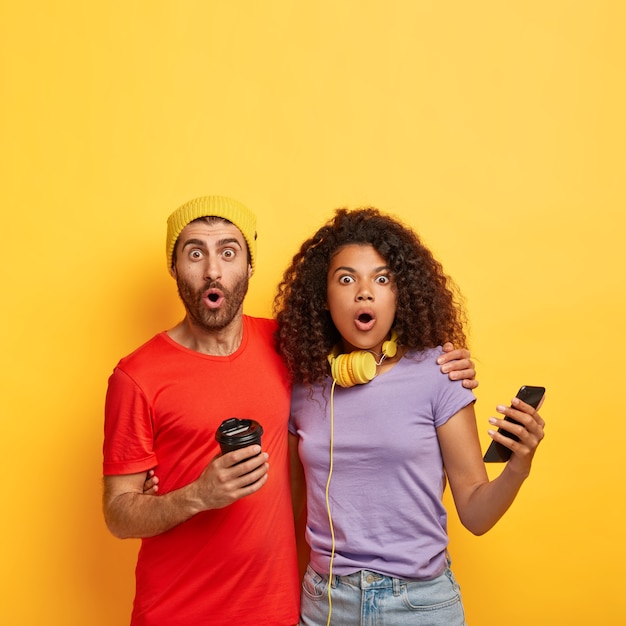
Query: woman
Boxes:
[{"xmin": 274, "ymin": 207, "xmax": 545, "ymax": 625}]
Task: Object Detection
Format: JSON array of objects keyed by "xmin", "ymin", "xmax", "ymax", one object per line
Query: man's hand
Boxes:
[
  {"xmin": 437, "ymin": 342, "xmax": 478, "ymax": 389},
  {"xmin": 188, "ymin": 446, "xmax": 269, "ymax": 511}
]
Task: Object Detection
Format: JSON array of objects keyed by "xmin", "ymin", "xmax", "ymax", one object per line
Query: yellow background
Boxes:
[{"xmin": 1, "ymin": 2, "xmax": 624, "ymax": 624}]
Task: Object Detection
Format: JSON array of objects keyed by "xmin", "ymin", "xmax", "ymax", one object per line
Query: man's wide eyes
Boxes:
[{"xmin": 188, "ymin": 248, "xmax": 237, "ymax": 260}]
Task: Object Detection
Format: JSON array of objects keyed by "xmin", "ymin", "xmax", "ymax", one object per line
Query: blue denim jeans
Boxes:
[{"xmin": 300, "ymin": 564, "xmax": 467, "ymax": 625}]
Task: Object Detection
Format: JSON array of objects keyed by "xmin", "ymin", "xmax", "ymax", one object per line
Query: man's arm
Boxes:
[
  {"xmin": 103, "ymin": 446, "xmax": 269, "ymax": 539},
  {"xmin": 438, "ymin": 342, "xmax": 478, "ymax": 389}
]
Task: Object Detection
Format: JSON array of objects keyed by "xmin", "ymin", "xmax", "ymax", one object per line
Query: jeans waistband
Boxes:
[{"xmin": 328, "ymin": 570, "xmax": 403, "ymax": 593}]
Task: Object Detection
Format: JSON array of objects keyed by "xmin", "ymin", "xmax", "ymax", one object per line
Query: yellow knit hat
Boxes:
[{"xmin": 166, "ymin": 196, "xmax": 257, "ymax": 272}]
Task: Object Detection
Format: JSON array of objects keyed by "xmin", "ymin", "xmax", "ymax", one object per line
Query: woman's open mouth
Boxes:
[{"xmin": 355, "ymin": 311, "xmax": 376, "ymax": 331}]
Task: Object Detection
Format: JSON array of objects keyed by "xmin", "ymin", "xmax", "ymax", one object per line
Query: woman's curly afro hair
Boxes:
[{"xmin": 273, "ymin": 207, "xmax": 467, "ymax": 385}]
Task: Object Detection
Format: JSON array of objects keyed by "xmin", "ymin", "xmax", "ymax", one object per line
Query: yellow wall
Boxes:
[{"xmin": 1, "ymin": 2, "xmax": 624, "ymax": 624}]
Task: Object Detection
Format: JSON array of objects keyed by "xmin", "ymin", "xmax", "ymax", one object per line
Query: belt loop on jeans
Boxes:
[{"xmin": 392, "ymin": 576, "xmax": 402, "ymax": 596}]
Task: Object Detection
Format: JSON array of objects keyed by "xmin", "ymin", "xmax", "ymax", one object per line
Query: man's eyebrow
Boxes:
[
  {"xmin": 181, "ymin": 237, "xmax": 243, "ymax": 250},
  {"xmin": 217, "ymin": 237, "xmax": 244, "ymax": 249},
  {"xmin": 181, "ymin": 238, "xmax": 206, "ymax": 249}
]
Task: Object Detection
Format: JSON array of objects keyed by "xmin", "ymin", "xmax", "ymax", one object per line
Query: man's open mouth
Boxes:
[{"xmin": 204, "ymin": 288, "xmax": 224, "ymax": 309}]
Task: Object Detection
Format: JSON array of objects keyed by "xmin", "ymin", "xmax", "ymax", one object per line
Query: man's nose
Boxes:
[{"xmin": 203, "ymin": 257, "xmax": 222, "ymax": 281}]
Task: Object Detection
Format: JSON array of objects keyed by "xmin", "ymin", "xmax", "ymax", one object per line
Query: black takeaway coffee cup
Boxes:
[{"xmin": 215, "ymin": 418, "xmax": 264, "ymax": 456}]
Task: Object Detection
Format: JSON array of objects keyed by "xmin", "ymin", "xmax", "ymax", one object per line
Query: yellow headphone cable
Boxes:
[{"xmin": 324, "ymin": 379, "xmax": 338, "ymax": 625}]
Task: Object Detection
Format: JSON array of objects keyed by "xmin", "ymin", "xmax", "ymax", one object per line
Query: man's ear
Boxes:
[
  {"xmin": 248, "ymin": 264, "xmax": 253, "ymax": 279},
  {"xmin": 169, "ymin": 265, "xmax": 177, "ymax": 279}
]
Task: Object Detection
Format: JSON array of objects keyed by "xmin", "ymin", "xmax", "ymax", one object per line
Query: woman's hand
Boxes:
[
  {"xmin": 143, "ymin": 469, "xmax": 159, "ymax": 495},
  {"xmin": 489, "ymin": 394, "xmax": 546, "ymax": 475}
]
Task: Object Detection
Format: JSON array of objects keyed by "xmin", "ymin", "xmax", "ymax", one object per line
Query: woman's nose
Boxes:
[{"xmin": 356, "ymin": 288, "xmax": 373, "ymax": 301}]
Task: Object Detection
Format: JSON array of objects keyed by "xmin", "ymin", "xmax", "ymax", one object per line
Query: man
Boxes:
[{"xmin": 102, "ymin": 196, "xmax": 476, "ymax": 625}]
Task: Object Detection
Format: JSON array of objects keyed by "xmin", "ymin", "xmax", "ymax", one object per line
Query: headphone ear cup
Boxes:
[
  {"xmin": 381, "ymin": 330, "xmax": 398, "ymax": 358},
  {"xmin": 330, "ymin": 351, "xmax": 377, "ymax": 387}
]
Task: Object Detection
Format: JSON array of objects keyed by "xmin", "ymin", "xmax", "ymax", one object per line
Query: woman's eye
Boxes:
[
  {"xmin": 376, "ymin": 275, "xmax": 390, "ymax": 285},
  {"xmin": 339, "ymin": 275, "xmax": 355, "ymax": 284}
]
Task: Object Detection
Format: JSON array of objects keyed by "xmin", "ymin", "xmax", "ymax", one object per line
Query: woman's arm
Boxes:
[
  {"xmin": 438, "ymin": 396, "xmax": 545, "ymax": 535},
  {"xmin": 289, "ymin": 432, "xmax": 309, "ymax": 580},
  {"xmin": 289, "ymin": 433, "xmax": 306, "ymax": 521}
]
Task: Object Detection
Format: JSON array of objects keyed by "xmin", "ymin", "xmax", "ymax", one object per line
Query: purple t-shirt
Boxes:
[{"xmin": 289, "ymin": 347, "xmax": 476, "ymax": 580}]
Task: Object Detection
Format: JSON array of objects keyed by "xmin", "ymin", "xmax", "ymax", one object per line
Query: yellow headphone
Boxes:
[{"xmin": 327, "ymin": 330, "xmax": 398, "ymax": 387}]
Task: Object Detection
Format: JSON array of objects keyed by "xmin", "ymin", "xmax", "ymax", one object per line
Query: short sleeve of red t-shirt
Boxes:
[{"xmin": 103, "ymin": 367, "xmax": 157, "ymax": 475}]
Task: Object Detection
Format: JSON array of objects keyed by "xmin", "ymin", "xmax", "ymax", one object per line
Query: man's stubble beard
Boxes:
[{"xmin": 176, "ymin": 272, "xmax": 250, "ymax": 332}]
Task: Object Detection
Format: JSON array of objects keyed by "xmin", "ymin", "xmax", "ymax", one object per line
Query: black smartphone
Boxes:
[{"xmin": 483, "ymin": 385, "xmax": 546, "ymax": 463}]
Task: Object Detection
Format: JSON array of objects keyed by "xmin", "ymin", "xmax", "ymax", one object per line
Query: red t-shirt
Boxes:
[{"xmin": 103, "ymin": 316, "xmax": 300, "ymax": 626}]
